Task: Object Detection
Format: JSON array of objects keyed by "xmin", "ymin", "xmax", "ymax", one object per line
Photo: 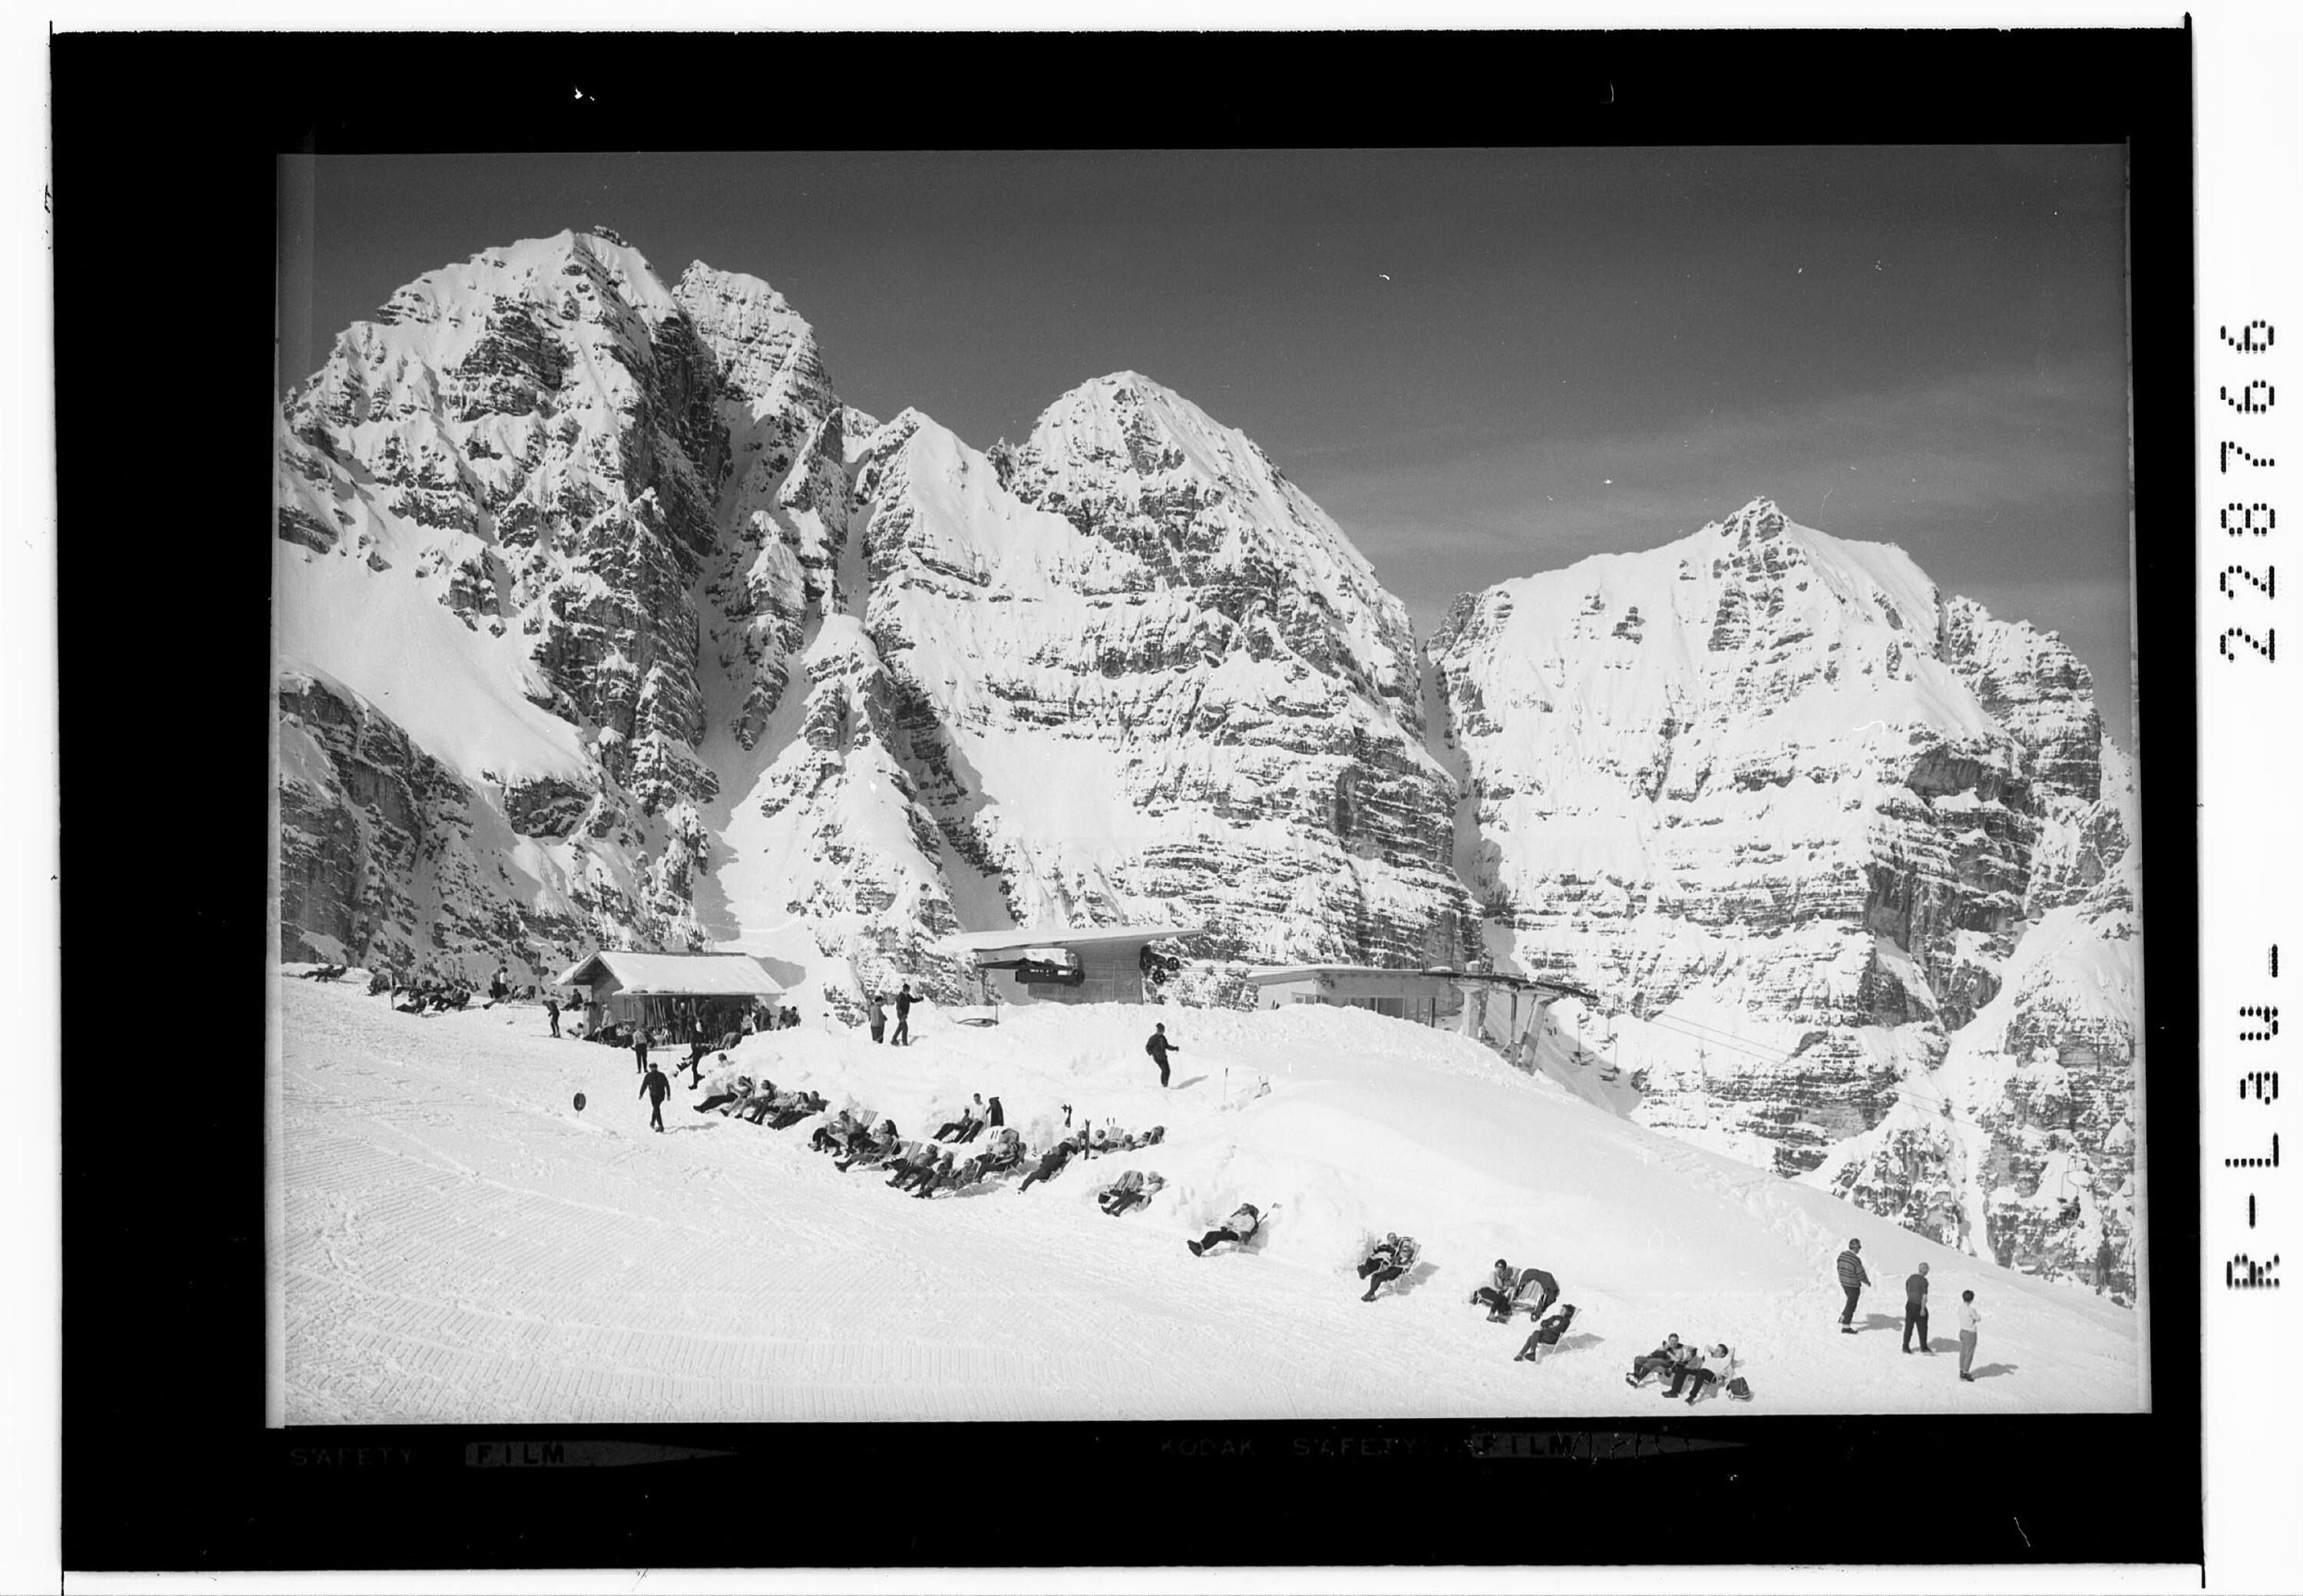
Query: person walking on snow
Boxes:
[
  {"xmin": 1902, "ymin": 1262, "xmax": 1934, "ymax": 1353},
  {"xmin": 867, "ymin": 993, "xmax": 887, "ymax": 1044},
  {"xmin": 639, "ymin": 1063, "xmax": 671, "ymax": 1133},
  {"xmin": 1188, "ymin": 1202, "xmax": 1262, "ymax": 1256},
  {"xmin": 1835, "ymin": 1237, "xmax": 1872, "ymax": 1332},
  {"xmin": 1957, "ymin": 1290, "xmax": 1982, "ymax": 1380},
  {"xmin": 1145, "ymin": 1023, "xmax": 1178, "ymax": 1087},
  {"xmin": 892, "ymin": 983, "xmax": 914, "ymax": 1046}
]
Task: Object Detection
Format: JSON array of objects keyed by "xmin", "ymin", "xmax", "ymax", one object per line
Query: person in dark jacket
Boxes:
[
  {"xmin": 545, "ymin": 996, "xmax": 561, "ymax": 1038},
  {"xmin": 1509, "ymin": 1266, "xmax": 1560, "ymax": 1321},
  {"xmin": 639, "ymin": 1064, "xmax": 671, "ymax": 1132},
  {"xmin": 1902, "ymin": 1261, "xmax": 1933, "ymax": 1353},
  {"xmin": 986, "ymin": 1095, "xmax": 1004, "ymax": 1128},
  {"xmin": 892, "ymin": 983, "xmax": 915, "ymax": 1046},
  {"xmin": 1625, "ymin": 1335, "xmax": 1684, "ymax": 1388},
  {"xmin": 1356, "ymin": 1234, "xmax": 1419, "ymax": 1300},
  {"xmin": 1188, "ymin": 1203, "xmax": 1261, "ymax": 1256},
  {"xmin": 1835, "ymin": 1237, "xmax": 1872, "ymax": 1332},
  {"xmin": 1145, "ymin": 1023, "xmax": 1178, "ymax": 1087},
  {"xmin": 1017, "ymin": 1135, "xmax": 1083, "ymax": 1192},
  {"xmin": 1514, "ymin": 1304, "xmax": 1579, "ymax": 1362}
]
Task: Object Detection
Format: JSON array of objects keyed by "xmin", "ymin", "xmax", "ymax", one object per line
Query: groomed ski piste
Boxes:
[{"xmin": 274, "ymin": 972, "xmax": 2144, "ymax": 1424}]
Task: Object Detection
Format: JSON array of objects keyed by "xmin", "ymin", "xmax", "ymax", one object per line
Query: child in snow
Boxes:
[
  {"xmin": 1188, "ymin": 1203, "xmax": 1262, "ymax": 1256},
  {"xmin": 1958, "ymin": 1290, "xmax": 1981, "ymax": 1380},
  {"xmin": 1356, "ymin": 1234, "xmax": 1419, "ymax": 1300},
  {"xmin": 1624, "ymin": 1335, "xmax": 1685, "ymax": 1388},
  {"xmin": 1514, "ymin": 1304, "xmax": 1580, "ymax": 1362}
]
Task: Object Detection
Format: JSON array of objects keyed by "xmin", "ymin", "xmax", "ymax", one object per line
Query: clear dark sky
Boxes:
[{"xmin": 291, "ymin": 147, "xmax": 2134, "ymax": 741}]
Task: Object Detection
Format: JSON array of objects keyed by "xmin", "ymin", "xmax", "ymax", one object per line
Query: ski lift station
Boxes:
[
  {"xmin": 1243, "ymin": 964, "xmax": 1598, "ymax": 1036},
  {"xmin": 937, "ymin": 923, "xmax": 1202, "ymax": 1007},
  {"xmin": 554, "ymin": 950, "xmax": 782, "ymax": 1036}
]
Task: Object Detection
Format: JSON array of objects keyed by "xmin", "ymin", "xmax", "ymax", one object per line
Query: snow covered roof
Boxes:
[
  {"xmin": 554, "ymin": 950, "xmax": 781, "ymax": 997},
  {"xmin": 1243, "ymin": 964, "xmax": 1596, "ymax": 999},
  {"xmin": 938, "ymin": 923, "xmax": 1202, "ymax": 957}
]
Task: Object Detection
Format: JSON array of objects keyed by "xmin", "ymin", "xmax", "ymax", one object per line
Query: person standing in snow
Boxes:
[
  {"xmin": 1145, "ymin": 1023, "xmax": 1178, "ymax": 1088},
  {"xmin": 1835, "ymin": 1237, "xmax": 1872, "ymax": 1333},
  {"xmin": 1957, "ymin": 1290, "xmax": 1981, "ymax": 1381},
  {"xmin": 1902, "ymin": 1261, "xmax": 1934, "ymax": 1354},
  {"xmin": 639, "ymin": 1063, "xmax": 671, "ymax": 1133},
  {"xmin": 632, "ymin": 1026, "xmax": 651, "ymax": 1076},
  {"xmin": 1188, "ymin": 1202, "xmax": 1262, "ymax": 1256},
  {"xmin": 545, "ymin": 996, "xmax": 560, "ymax": 1038},
  {"xmin": 867, "ymin": 993, "xmax": 887, "ymax": 1044},
  {"xmin": 892, "ymin": 983, "xmax": 915, "ymax": 1046}
]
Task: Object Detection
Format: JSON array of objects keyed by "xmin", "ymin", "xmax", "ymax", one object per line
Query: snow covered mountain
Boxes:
[
  {"xmin": 1428, "ymin": 499, "xmax": 2139, "ymax": 1298},
  {"xmin": 276, "ymin": 232, "xmax": 1466, "ymax": 1008}
]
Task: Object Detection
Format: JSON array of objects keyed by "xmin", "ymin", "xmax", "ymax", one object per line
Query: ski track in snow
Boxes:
[{"xmin": 277, "ymin": 979, "xmax": 2141, "ymax": 1424}]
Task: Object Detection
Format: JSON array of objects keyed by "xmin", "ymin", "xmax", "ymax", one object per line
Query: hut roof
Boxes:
[
  {"xmin": 938, "ymin": 923, "xmax": 1201, "ymax": 957},
  {"xmin": 554, "ymin": 950, "xmax": 781, "ymax": 998}
]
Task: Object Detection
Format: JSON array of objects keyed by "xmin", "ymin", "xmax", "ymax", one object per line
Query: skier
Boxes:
[
  {"xmin": 1902, "ymin": 1261, "xmax": 1933, "ymax": 1354},
  {"xmin": 1514, "ymin": 1304, "xmax": 1580, "ymax": 1363},
  {"xmin": 1958, "ymin": 1290, "xmax": 1982, "ymax": 1381},
  {"xmin": 1188, "ymin": 1202, "xmax": 1262, "ymax": 1256},
  {"xmin": 1835, "ymin": 1237, "xmax": 1872, "ymax": 1332},
  {"xmin": 867, "ymin": 993, "xmax": 887, "ymax": 1044},
  {"xmin": 639, "ymin": 1062, "xmax": 671, "ymax": 1133},
  {"xmin": 892, "ymin": 983, "xmax": 915, "ymax": 1046},
  {"xmin": 545, "ymin": 996, "xmax": 561, "ymax": 1038},
  {"xmin": 1624, "ymin": 1335, "xmax": 1685, "ymax": 1388},
  {"xmin": 1145, "ymin": 1022, "xmax": 1178, "ymax": 1087},
  {"xmin": 1356, "ymin": 1234, "xmax": 1419, "ymax": 1300}
]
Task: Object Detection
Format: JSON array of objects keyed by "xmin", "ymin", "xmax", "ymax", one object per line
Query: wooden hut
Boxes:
[{"xmin": 554, "ymin": 950, "xmax": 781, "ymax": 1040}]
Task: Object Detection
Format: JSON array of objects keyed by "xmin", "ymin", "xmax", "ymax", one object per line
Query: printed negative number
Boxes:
[{"xmin": 2221, "ymin": 564, "xmax": 2276, "ymax": 599}]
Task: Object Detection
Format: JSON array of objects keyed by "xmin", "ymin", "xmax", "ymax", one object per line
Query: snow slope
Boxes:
[{"xmin": 276, "ymin": 975, "xmax": 2141, "ymax": 1423}]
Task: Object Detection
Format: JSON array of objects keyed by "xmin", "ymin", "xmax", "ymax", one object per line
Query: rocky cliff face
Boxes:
[
  {"xmin": 276, "ymin": 234, "xmax": 1466, "ymax": 993},
  {"xmin": 1430, "ymin": 499, "xmax": 2138, "ymax": 1298}
]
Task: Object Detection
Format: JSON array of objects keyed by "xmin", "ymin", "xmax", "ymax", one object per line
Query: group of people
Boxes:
[
  {"xmin": 865, "ymin": 985, "xmax": 917, "ymax": 1046},
  {"xmin": 1625, "ymin": 1335, "xmax": 1748, "ymax": 1403},
  {"xmin": 1354, "ymin": 1233, "xmax": 1419, "ymax": 1300},
  {"xmin": 1469, "ymin": 1258, "xmax": 1561, "ymax": 1323},
  {"xmin": 1835, "ymin": 1238, "xmax": 1985, "ymax": 1380}
]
